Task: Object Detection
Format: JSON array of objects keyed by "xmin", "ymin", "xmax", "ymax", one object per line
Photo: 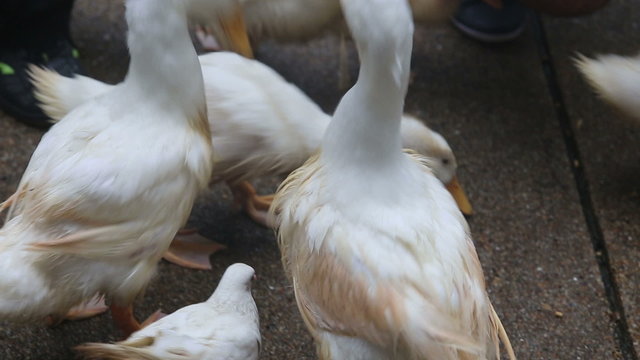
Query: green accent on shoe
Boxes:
[
  {"xmin": 42, "ymin": 53, "xmax": 49, "ymax": 62},
  {"xmin": 72, "ymin": 48, "xmax": 80, "ymax": 58},
  {"xmin": 0, "ymin": 62, "xmax": 15, "ymax": 75}
]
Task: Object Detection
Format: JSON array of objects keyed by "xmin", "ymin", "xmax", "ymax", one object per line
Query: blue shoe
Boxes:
[{"xmin": 452, "ymin": 0, "xmax": 527, "ymax": 43}]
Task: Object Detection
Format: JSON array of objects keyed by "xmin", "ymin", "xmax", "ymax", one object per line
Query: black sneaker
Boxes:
[
  {"xmin": 452, "ymin": 0, "xmax": 527, "ymax": 43},
  {"xmin": 0, "ymin": 38, "xmax": 82, "ymax": 128}
]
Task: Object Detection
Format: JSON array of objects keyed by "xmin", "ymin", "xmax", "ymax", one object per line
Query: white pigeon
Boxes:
[{"xmin": 76, "ymin": 263, "xmax": 260, "ymax": 360}]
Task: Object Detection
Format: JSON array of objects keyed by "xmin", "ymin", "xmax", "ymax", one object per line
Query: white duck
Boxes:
[
  {"xmin": 271, "ymin": 0, "xmax": 515, "ymax": 358},
  {"xmin": 76, "ymin": 263, "xmax": 260, "ymax": 360},
  {"xmin": 0, "ymin": 0, "xmax": 215, "ymax": 335},
  {"xmin": 200, "ymin": 0, "xmax": 502, "ymax": 58},
  {"xmin": 31, "ymin": 51, "xmax": 472, "ymax": 270},
  {"xmin": 576, "ymin": 53, "xmax": 640, "ymax": 121}
]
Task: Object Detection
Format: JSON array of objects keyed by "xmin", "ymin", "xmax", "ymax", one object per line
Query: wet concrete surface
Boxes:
[
  {"xmin": 0, "ymin": 0, "xmax": 637, "ymax": 359},
  {"xmin": 545, "ymin": 1, "xmax": 640, "ymax": 355}
]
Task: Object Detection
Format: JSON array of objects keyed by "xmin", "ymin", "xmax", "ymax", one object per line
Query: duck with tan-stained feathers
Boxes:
[
  {"xmin": 0, "ymin": 0, "xmax": 225, "ymax": 335},
  {"xmin": 271, "ymin": 0, "xmax": 515, "ymax": 358}
]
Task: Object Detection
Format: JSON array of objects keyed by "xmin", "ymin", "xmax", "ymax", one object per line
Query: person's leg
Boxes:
[
  {"xmin": 0, "ymin": 0, "xmax": 73, "ymax": 39},
  {"xmin": 0, "ymin": 0, "xmax": 82, "ymax": 127}
]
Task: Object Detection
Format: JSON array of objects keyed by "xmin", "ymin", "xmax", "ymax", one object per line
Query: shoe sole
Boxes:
[{"xmin": 451, "ymin": 16, "xmax": 527, "ymax": 43}]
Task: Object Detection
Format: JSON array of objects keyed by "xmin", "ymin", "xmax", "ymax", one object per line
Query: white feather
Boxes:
[{"xmin": 576, "ymin": 52, "xmax": 640, "ymax": 121}]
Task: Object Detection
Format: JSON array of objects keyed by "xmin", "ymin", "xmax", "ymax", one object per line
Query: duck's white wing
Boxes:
[
  {"xmin": 201, "ymin": 52, "xmax": 326, "ymax": 183},
  {"xmin": 9, "ymin": 101, "xmax": 203, "ymax": 259},
  {"xmin": 289, "ymin": 234, "xmax": 487, "ymax": 359}
]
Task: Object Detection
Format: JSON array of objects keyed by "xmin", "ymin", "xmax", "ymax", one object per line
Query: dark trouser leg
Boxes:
[
  {"xmin": 0, "ymin": 0, "xmax": 74, "ymax": 46},
  {"xmin": 0, "ymin": 0, "xmax": 81, "ymax": 127}
]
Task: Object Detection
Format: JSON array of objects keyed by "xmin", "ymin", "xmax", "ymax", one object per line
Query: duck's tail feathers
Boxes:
[
  {"xmin": 75, "ymin": 338, "xmax": 159, "ymax": 360},
  {"xmin": 489, "ymin": 304, "xmax": 516, "ymax": 360},
  {"xmin": 575, "ymin": 53, "xmax": 640, "ymax": 121},
  {"xmin": 28, "ymin": 65, "xmax": 112, "ymax": 122}
]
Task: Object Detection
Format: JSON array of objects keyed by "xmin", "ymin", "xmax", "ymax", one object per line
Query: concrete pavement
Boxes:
[{"xmin": 0, "ymin": 1, "xmax": 638, "ymax": 358}]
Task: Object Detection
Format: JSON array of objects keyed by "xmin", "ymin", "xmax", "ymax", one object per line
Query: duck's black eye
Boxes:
[{"xmin": 442, "ymin": 158, "xmax": 450, "ymax": 165}]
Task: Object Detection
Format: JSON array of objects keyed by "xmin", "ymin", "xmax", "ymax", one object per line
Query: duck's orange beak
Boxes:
[
  {"xmin": 482, "ymin": 0, "xmax": 503, "ymax": 8},
  {"xmin": 445, "ymin": 176, "xmax": 473, "ymax": 216}
]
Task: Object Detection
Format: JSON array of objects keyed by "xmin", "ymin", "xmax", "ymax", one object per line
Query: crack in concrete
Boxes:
[{"xmin": 531, "ymin": 12, "xmax": 638, "ymax": 360}]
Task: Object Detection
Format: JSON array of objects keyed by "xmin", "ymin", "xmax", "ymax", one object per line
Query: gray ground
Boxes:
[{"xmin": 0, "ymin": 1, "xmax": 639, "ymax": 359}]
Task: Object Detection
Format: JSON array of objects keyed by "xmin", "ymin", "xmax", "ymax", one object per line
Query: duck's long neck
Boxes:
[
  {"xmin": 322, "ymin": 1, "xmax": 413, "ymax": 170},
  {"xmin": 123, "ymin": 0, "xmax": 206, "ymax": 122}
]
